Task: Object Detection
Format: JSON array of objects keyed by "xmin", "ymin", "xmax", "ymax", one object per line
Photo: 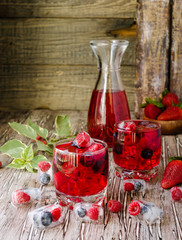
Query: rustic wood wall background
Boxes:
[{"xmin": 0, "ymin": 0, "xmax": 136, "ymax": 112}]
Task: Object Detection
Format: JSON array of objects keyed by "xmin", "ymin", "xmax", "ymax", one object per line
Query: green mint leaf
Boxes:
[
  {"xmin": 169, "ymin": 156, "xmax": 182, "ymax": 162},
  {"xmin": 55, "ymin": 115, "xmax": 72, "ymax": 137},
  {"xmin": 28, "ymin": 119, "xmax": 48, "ymax": 139},
  {"xmin": 25, "ymin": 162, "xmax": 34, "ymax": 173},
  {"xmin": 30, "ymin": 155, "xmax": 48, "ymax": 169},
  {"xmin": 21, "ymin": 145, "xmax": 34, "ymax": 161},
  {"xmin": 0, "ymin": 140, "xmax": 27, "ymax": 158},
  {"xmin": 162, "ymin": 88, "xmax": 169, "ymax": 97},
  {"xmin": 9, "ymin": 122, "xmax": 37, "ymax": 140},
  {"xmin": 36, "ymin": 141, "xmax": 53, "ymax": 156},
  {"xmin": 7, "ymin": 158, "xmax": 26, "ymax": 169}
]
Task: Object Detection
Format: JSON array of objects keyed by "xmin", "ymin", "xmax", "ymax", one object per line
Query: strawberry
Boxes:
[
  {"xmin": 128, "ymin": 201, "xmax": 141, "ymax": 216},
  {"xmin": 144, "ymin": 104, "xmax": 162, "ymax": 119},
  {"xmin": 15, "ymin": 191, "xmax": 31, "ymax": 204},
  {"xmin": 162, "ymin": 92, "xmax": 179, "ymax": 107},
  {"xmin": 38, "ymin": 161, "xmax": 51, "ymax": 172},
  {"xmin": 107, "ymin": 200, "xmax": 122, "ymax": 213},
  {"xmin": 87, "ymin": 206, "xmax": 99, "ymax": 220},
  {"xmin": 161, "ymin": 158, "xmax": 182, "ymax": 189},
  {"xmin": 124, "ymin": 182, "xmax": 134, "ymax": 191},
  {"xmin": 51, "ymin": 207, "xmax": 61, "ymax": 221},
  {"xmin": 157, "ymin": 106, "xmax": 182, "ymax": 121}
]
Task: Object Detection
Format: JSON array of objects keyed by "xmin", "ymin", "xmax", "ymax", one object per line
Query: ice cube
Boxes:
[
  {"xmin": 170, "ymin": 187, "xmax": 182, "ymax": 202},
  {"xmin": 12, "ymin": 188, "xmax": 41, "ymax": 206},
  {"xmin": 29, "ymin": 204, "xmax": 64, "ymax": 230},
  {"xmin": 128, "ymin": 200, "xmax": 163, "ymax": 225},
  {"xmin": 121, "ymin": 179, "xmax": 146, "ymax": 193},
  {"xmin": 38, "ymin": 161, "xmax": 53, "ymax": 185},
  {"xmin": 74, "ymin": 203, "xmax": 103, "ymax": 222}
]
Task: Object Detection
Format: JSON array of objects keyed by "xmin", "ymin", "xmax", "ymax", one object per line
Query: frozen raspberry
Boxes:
[
  {"xmin": 38, "ymin": 161, "xmax": 51, "ymax": 172},
  {"xmin": 87, "ymin": 206, "xmax": 99, "ymax": 220},
  {"xmin": 51, "ymin": 207, "xmax": 61, "ymax": 221},
  {"xmin": 124, "ymin": 182, "xmax": 134, "ymax": 191},
  {"xmin": 107, "ymin": 200, "xmax": 122, "ymax": 213},
  {"xmin": 88, "ymin": 143, "xmax": 104, "ymax": 152},
  {"xmin": 171, "ymin": 187, "xmax": 182, "ymax": 201},
  {"xmin": 123, "ymin": 122, "xmax": 137, "ymax": 131},
  {"xmin": 16, "ymin": 191, "xmax": 31, "ymax": 204},
  {"xmin": 128, "ymin": 201, "xmax": 141, "ymax": 216},
  {"xmin": 73, "ymin": 132, "xmax": 92, "ymax": 148}
]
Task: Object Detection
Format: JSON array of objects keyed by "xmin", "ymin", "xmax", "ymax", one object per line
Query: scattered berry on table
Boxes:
[
  {"xmin": 16, "ymin": 191, "xmax": 31, "ymax": 204},
  {"xmin": 0, "ymin": 161, "xmax": 2, "ymax": 168},
  {"xmin": 51, "ymin": 207, "xmax": 61, "ymax": 222},
  {"xmin": 128, "ymin": 201, "xmax": 141, "ymax": 216},
  {"xmin": 141, "ymin": 148, "xmax": 153, "ymax": 159},
  {"xmin": 87, "ymin": 206, "xmax": 99, "ymax": 220},
  {"xmin": 38, "ymin": 161, "xmax": 51, "ymax": 172},
  {"xmin": 124, "ymin": 183, "xmax": 134, "ymax": 192},
  {"xmin": 77, "ymin": 207, "xmax": 87, "ymax": 218},
  {"xmin": 41, "ymin": 211, "xmax": 53, "ymax": 226},
  {"xmin": 134, "ymin": 181, "xmax": 142, "ymax": 191},
  {"xmin": 40, "ymin": 173, "xmax": 51, "ymax": 185},
  {"xmin": 170, "ymin": 187, "xmax": 182, "ymax": 201},
  {"xmin": 107, "ymin": 200, "xmax": 122, "ymax": 213}
]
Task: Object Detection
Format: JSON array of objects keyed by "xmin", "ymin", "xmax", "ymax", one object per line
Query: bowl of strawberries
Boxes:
[{"xmin": 140, "ymin": 89, "xmax": 182, "ymax": 135}]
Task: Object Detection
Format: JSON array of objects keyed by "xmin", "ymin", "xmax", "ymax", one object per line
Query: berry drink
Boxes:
[
  {"xmin": 113, "ymin": 120, "xmax": 162, "ymax": 181},
  {"xmin": 53, "ymin": 133, "xmax": 108, "ymax": 206},
  {"xmin": 87, "ymin": 89, "xmax": 130, "ymax": 148}
]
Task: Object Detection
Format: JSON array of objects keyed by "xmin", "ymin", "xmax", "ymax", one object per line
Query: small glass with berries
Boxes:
[
  {"xmin": 53, "ymin": 132, "xmax": 108, "ymax": 207},
  {"xmin": 113, "ymin": 120, "xmax": 162, "ymax": 181}
]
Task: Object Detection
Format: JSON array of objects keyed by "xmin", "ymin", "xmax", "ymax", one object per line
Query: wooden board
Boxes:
[
  {"xmin": 170, "ymin": 1, "xmax": 182, "ymax": 101},
  {"xmin": 135, "ymin": 0, "xmax": 170, "ymax": 118},
  {"xmin": 0, "ymin": 0, "xmax": 136, "ymax": 18},
  {"xmin": 0, "ymin": 65, "xmax": 135, "ymax": 111},
  {"xmin": 0, "ymin": 110, "xmax": 181, "ymax": 240},
  {"xmin": 0, "ymin": 18, "xmax": 136, "ymax": 66}
]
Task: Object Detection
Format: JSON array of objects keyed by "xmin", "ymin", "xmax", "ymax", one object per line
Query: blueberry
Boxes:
[
  {"xmin": 41, "ymin": 211, "xmax": 53, "ymax": 226},
  {"xmin": 40, "ymin": 173, "xmax": 51, "ymax": 185},
  {"xmin": 141, "ymin": 148, "xmax": 153, "ymax": 159},
  {"xmin": 113, "ymin": 143, "xmax": 123, "ymax": 154},
  {"xmin": 140, "ymin": 205, "xmax": 149, "ymax": 215},
  {"xmin": 77, "ymin": 207, "xmax": 87, "ymax": 218},
  {"xmin": 80, "ymin": 153, "xmax": 94, "ymax": 167},
  {"xmin": 134, "ymin": 181, "xmax": 142, "ymax": 191}
]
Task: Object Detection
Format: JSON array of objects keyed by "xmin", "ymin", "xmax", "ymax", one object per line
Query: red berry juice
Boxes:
[
  {"xmin": 53, "ymin": 139, "xmax": 108, "ymax": 203},
  {"xmin": 113, "ymin": 120, "xmax": 162, "ymax": 179},
  {"xmin": 87, "ymin": 89, "xmax": 130, "ymax": 148}
]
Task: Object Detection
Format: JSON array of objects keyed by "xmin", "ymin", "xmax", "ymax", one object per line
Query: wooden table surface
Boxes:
[{"xmin": 0, "ymin": 110, "xmax": 182, "ymax": 240}]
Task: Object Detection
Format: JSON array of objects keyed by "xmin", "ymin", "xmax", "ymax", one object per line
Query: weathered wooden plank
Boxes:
[
  {"xmin": 0, "ymin": 18, "xmax": 136, "ymax": 66},
  {"xmin": 135, "ymin": 0, "xmax": 170, "ymax": 118},
  {"xmin": 170, "ymin": 1, "xmax": 182, "ymax": 101},
  {"xmin": 0, "ymin": 0, "xmax": 136, "ymax": 18},
  {"xmin": 0, "ymin": 65, "xmax": 135, "ymax": 112}
]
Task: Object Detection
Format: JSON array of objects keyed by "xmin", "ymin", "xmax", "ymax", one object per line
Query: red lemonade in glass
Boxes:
[
  {"xmin": 113, "ymin": 120, "xmax": 162, "ymax": 180},
  {"xmin": 87, "ymin": 89, "xmax": 130, "ymax": 148},
  {"xmin": 53, "ymin": 137, "xmax": 108, "ymax": 205}
]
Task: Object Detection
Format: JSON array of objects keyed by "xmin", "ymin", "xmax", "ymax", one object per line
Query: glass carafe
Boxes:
[{"xmin": 87, "ymin": 40, "xmax": 131, "ymax": 148}]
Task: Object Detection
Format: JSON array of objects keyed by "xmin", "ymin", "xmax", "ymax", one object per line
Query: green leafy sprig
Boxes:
[{"xmin": 0, "ymin": 115, "xmax": 74, "ymax": 172}]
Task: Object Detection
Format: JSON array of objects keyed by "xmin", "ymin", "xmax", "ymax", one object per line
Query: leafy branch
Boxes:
[{"xmin": 0, "ymin": 115, "xmax": 74, "ymax": 173}]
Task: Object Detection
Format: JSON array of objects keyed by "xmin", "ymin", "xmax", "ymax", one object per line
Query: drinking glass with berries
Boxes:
[
  {"xmin": 53, "ymin": 132, "xmax": 108, "ymax": 206},
  {"xmin": 113, "ymin": 120, "xmax": 162, "ymax": 181}
]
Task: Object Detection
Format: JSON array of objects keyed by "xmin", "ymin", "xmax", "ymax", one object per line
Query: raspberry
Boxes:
[
  {"xmin": 88, "ymin": 143, "xmax": 104, "ymax": 152},
  {"xmin": 73, "ymin": 132, "xmax": 92, "ymax": 148},
  {"xmin": 51, "ymin": 207, "xmax": 61, "ymax": 221},
  {"xmin": 87, "ymin": 206, "xmax": 99, "ymax": 220},
  {"xmin": 16, "ymin": 191, "xmax": 31, "ymax": 204},
  {"xmin": 38, "ymin": 161, "xmax": 51, "ymax": 172},
  {"xmin": 123, "ymin": 122, "xmax": 136, "ymax": 131},
  {"xmin": 128, "ymin": 201, "xmax": 141, "ymax": 216},
  {"xmin": 171, "ymin": 187, "xmax": 182, "ymax": 201},
  {"xmin": 124, "ymin": 182, "xmax": 134, "ymax": 191},
  {"xmin": 107, "ymin": 200, "xmax": 122, "ymax": 213},
  {"xmin": 0, "ymin": 161, "xmax": 2, "ymax": 168}
]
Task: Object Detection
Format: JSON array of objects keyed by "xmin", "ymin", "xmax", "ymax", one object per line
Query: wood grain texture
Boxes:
[
  {"xmin": 135, "ymin": 0, "xmax": 170, "ymax": 118},
  {"xmin": 170, "ymin": 0, "xmax": 182, "ymax": 101},
  {"xmin": 0, "ymin": 0, "xmax": 136, "ymax": 18},
  {"xmin": 0, "ymin": 65, "xmax": 135, "ymax": 111},
  {"xmin": 0, "ymin": 110, "xmax": 181, "ymax": 240},
  {"xmin": 0, "ymin": 18, "xmax": 136, "ymax": 66}
]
